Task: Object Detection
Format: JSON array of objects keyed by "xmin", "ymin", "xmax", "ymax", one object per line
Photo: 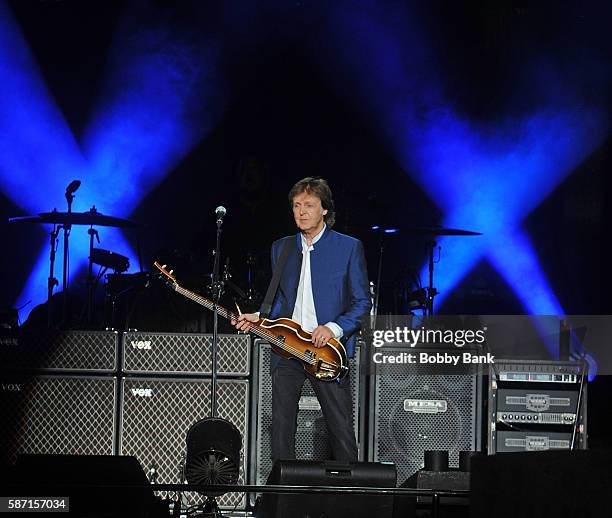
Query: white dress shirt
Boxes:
[{"xmin": 292, "ymin": 224, "xmax": 344, "ymax": 339}]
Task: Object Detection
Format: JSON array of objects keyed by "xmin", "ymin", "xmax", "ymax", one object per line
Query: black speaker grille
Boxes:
[
  {"xmin": 252, "ymin": 341, "xmax": 362, "ymax": 487},
  {"xmin": 0, "ymin": 375, "xmax": 117, "ymax": 464},
  {"xmin": 122, "ymin": 333, "xmax": 250, "ymax": 376},
  {"xmin": 369, "ymin": 348, "xmax": 481, "ymax": 484},
  {"xmin": 2, "ymin": 330, "xmax": 118, "ymax": 372},
  {"xmin": 119, "ymin": 378, "xmax": 249, "ymax": 509}
]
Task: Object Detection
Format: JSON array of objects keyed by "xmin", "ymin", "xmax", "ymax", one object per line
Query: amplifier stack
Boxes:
[
  {"xmin": 488, "ymin": 360, "xmax": 587, "ymax": 453},
  {"xmin": 0, "ymin": 330, "xmax": 119, "ymax": 465},
  {"xmin": 0, "ymin": 329, "xmax": 251, "ymax": 510},
  {"xmin": 0, "ymin": 327, "xmax": 591, "ymax": 509}
]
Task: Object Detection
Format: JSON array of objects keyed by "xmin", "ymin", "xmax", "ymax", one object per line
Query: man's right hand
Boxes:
[{"xmin": 231, "ymin": 313, "xmax": 259, "ymax": 332}]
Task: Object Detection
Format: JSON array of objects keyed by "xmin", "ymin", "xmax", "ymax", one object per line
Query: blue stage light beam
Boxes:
[
  {"xmin": 12, "ymin": 5, "xmax": 224, "ymax": 320},
  {"xmin": 0, "ymin": 4, "xmax": 138, "ymax": 322},
  {"xmin": 80, "ymin": 4, "xmax": 225, "ymax": 213},
  {"xmin": 311, "ymin": 0, "xmax": 608, "ymax": 316},
  {"xmin": 412, "ymin": 107, "xmax": 606, "ymax": 311},
  {"xmin": 0, "ymin": 2, "xmax": 86, "ymax": 212}
]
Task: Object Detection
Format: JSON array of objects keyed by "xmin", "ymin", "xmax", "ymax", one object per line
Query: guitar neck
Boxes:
[
  {"xmin": 172, "ymin": 284, "xmax": 272, "ymax": 342},
  {"xmin": 174, "ymin": 285, "xmax": 236, "ymax": 321}
]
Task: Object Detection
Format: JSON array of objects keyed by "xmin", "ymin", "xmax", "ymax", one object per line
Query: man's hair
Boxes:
[{"xmin": 288, "ymin": 177, "xmax": 336, "ymax": 228}]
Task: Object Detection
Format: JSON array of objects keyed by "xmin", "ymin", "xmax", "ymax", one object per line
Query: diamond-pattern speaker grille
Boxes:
[
  {"xmin": 253, "ymin": 341, "xmax": 362, "ymax": 486},
  {"xmin": 122, "ymin": 333, "xmax": 250, "ymax": 376},
  {"xmin": 0, "ymin": 375, "xmax": 116, "ymax": 464},
  {"xmin": 119, "ymin": 378, "xmax": 249, "ymax": 509},
  {"xmin": 2, "ymin": 330, "xmax": 118, "ymax": 372},
  {"xmin": 370, "ymin": 348, "xmax": 479, "ymax": 484}
]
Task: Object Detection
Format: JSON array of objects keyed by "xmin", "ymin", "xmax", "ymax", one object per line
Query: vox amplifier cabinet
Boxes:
[
  {"xmin": 119, "ymin": 377, "xmax": 249, "ymax": 510},
  {"xmin": 122, "ymin": 332, "xmax": 250, "ymax": 376},
  {"xmin": 488, "ymin": 360, "xmax": 587, "ymax": 453},
  {"xmin": 0, "ymin": 329, "xmax": 119, "ymax": 373},
  {"xmin": 0, "ymin": 374, "xmax": 117, "ymax": 465}
]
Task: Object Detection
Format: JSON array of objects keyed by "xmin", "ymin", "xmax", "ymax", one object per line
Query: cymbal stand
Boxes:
[
  {"xmin": 47, "ymin": 223, "xmax": 60, "ymax": 328},
  {"xmin": 425, "ymin": 239, "xmax": 440, "ymax": 316},
  {"xmin": 61, "ymin": 195, "xmax": 75, "ymax": 326},
  {"xmin": 372, "ymin": 232, "xmax": 385, "ymax": 318},
  {"xmin": 86, "ymin": 222, "xmax": 100, "ymax": 325}
]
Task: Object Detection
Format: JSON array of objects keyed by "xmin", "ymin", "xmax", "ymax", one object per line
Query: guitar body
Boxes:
[{"xmin": 258, "ymin": 317, "xmax": 349, "ymax": 381}]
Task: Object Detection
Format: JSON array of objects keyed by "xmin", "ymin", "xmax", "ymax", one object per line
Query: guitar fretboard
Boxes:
[{"xmin": 171, "ymin": 284, "xmax": 315, "ymax": 365}]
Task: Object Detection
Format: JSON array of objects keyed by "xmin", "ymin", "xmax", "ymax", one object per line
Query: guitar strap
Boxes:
[{"xmin": 259, "ymin": 237, "xmax": 294, "ymax": 318}]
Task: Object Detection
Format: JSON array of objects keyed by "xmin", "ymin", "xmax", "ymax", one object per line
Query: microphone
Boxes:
[
  {"xmin": 215, "ymin": 206, "xmax": 227, "ymax": 226},
  {"xmin": 65, "ymin": 180, "xmax": 81, "ymax": 195}
]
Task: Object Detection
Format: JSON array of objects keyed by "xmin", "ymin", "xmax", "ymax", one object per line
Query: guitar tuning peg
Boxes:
[
  {"xmin": 169, "ymin": 270, "xmax": 174, "ymax": 275},
  {"xmin": 162, "ymin": 264, "xmax": 167, "ymax": 269}
]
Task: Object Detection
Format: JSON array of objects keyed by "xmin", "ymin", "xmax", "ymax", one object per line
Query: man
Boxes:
[{"xmin": 233, "ymin": 177, "xmax": 371, "ymax": 462}]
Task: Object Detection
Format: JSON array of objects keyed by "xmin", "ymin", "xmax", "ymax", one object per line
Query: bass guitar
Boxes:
[{"xmin": 154, "ymin": 262, "xmax": 349, "ymax": 381}]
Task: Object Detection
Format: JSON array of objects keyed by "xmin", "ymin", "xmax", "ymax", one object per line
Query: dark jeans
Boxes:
[{"xmin": 271, "ymin": 355, "xmax": 358, "ymax": 462}]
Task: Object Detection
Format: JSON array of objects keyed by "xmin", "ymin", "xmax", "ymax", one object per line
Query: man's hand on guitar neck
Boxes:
[{"xmin": 232, "ymin": 313, "xmax": 259, "ymax": 332}]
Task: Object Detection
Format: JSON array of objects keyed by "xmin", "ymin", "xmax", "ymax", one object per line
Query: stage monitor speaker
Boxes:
[
  {"xmin": 0, "ymin": 374, "xmax": 117, "ymax": 465},
  {"xmin": 119, "ymin": 377, "xmax": 249, "ymax": 510},
  {"xmin": 250, "ymin": 341, "xmax": 365, "ymax": 488},
  {"xmin": 368, "ymin": 347, "xmax": 482, "ymax": 484},
  {"xmin": 9, "ymin": 454, "xmax": 161, "ymax": 518},
  {"xmin": 470, "ymin": 450, "xmax": 612, "ymax": 518},
  {"xmin": 257, "ymin": 459, "xmax": 396, "ymax": 518}
]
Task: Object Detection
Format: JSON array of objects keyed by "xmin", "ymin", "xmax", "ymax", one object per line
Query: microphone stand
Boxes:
[{"xmin": 210, "ymin": 215, "xmax": 224, "ymax": 418}]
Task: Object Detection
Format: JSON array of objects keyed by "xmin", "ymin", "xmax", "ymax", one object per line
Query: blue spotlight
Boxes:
[
  {"xmin": 0, "ymin": 4, "xmax": 138, "ymax": 323},
  {"xmin": 315, "ymin": 0, "xmax": 608, "ymax": 315},
  {"xmin": 81, "ymin": 4, "xmax": 225, "ymax": 213},
  {"xmin": 0, "ymin": 2, "xmax": 86, "ymax": 212}
]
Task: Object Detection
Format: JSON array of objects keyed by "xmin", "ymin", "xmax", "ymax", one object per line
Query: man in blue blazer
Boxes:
[{"xmin": 234, "ymin": 177, "xmax": 371, "ymax": 461}]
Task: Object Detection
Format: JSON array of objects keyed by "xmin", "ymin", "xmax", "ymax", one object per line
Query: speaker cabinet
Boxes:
[
  {"xmin": 368, "ymin": 347, "xmax": 482, "ymax": 484},
  {"xmin": 122, "ymin": 332, "xmax": 250, "ymax": 376},
  {"xmin": 119, "ymin": 377, "xmax": 249, "ymax": 509},
  {"xmin": 250, "ymin": 341, "xmax": 365, "ymax": 489},
  {"xmin": 0, "ymin": 374, "xmax": 117, "ymax": 465},
  {"xmin": 1, "ymin": 330, "xmax": 118, "ymax": 372}
]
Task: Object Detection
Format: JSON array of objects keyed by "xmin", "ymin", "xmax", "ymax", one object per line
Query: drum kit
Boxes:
[
  {"xmin": 9, "ymin": 180, "xmax": 482, "ymax": 328},
  {"xmin": 363, "ymin": 224, "xmax": 482, "ymax": 317},
  {"xmin": 9, "ymin": 180, "xmax": 141, "ymax": 328}
]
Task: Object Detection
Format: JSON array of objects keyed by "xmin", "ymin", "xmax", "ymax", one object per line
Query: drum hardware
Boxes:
[{"xmin": 8, "ymin": 182, "xmax": 141, "ymax": 328}]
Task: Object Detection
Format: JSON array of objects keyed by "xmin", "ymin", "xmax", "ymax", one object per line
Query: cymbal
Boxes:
[
  {"xmin": 9, "ymin": 209, "xmax": 140, "ymax": 228},
  {"xmin": 406, "ymin": 226, "xmax": 482, "ymax": 236}
]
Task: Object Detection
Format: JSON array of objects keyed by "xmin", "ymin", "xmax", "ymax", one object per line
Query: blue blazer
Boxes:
[{"xmin": 267, "ymin": 228, "xmax": 371, "ymax": 361}]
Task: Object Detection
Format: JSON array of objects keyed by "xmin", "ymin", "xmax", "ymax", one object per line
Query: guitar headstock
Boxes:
[{"xmin": 154, "ymin": 261, "xmax": 178, "ymax": 288}]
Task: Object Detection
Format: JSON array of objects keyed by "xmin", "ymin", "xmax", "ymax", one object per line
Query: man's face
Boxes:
[{"xmin": 292, "ymin": 191, "xmax": 328, "ymax": 234}]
